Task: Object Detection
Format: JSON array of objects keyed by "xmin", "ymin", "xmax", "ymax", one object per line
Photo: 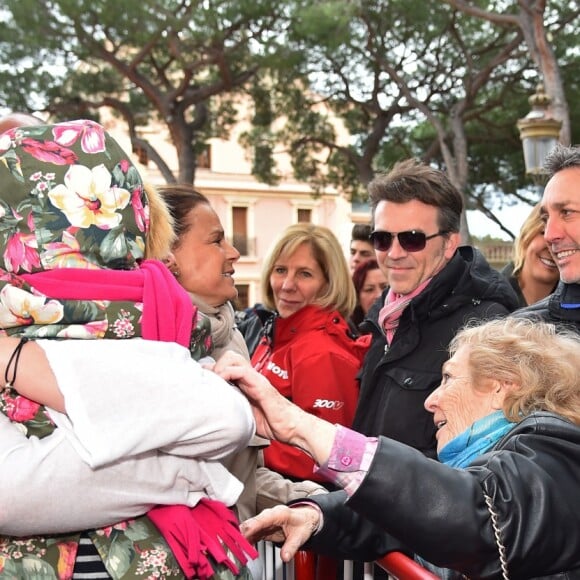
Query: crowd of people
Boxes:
[{"xmin": 0, "ymin": 112, "xmax": 579, "ymax": 580}]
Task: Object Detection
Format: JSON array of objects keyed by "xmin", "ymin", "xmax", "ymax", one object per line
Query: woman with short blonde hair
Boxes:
[
  {"xmin": 451, "ymin": 317, "xmax": 580, "ymax": 426},
  {"xmin": 252, "ymin": 223, "xmax": 367, "ymax": 483},
  {"xmin": 260, "ymin": 223, "xmax": 356, "ymax": 320}
]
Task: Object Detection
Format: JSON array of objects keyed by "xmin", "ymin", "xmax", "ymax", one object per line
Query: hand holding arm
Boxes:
[
  {"xmin": 240, "ymin": 504, "xmax": 321, "ymax": 562},
  {"xmin": 213, "ymin": 350, "xmax": 337, "ymax": 464}
]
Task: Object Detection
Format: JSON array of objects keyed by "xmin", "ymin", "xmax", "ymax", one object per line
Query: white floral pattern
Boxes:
[{"xmin": 48, "ymin": 164, "xmax": 131, "ymax": 229}]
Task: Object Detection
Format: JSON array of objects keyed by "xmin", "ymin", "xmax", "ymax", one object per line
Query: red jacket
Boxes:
[{"xmin": 251, "ymin": 305, "xmax": 369, "ymax": 481}]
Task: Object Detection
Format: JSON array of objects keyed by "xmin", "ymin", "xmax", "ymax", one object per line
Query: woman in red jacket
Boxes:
[{"xmin": 251, "ymin": 223, "xmax": 369, "ymax": 483}]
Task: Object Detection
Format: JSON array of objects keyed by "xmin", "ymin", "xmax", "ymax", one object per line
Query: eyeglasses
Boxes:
[{"xmin": 369, "ymin": 229, "xmax": 448, "ymax": 252}]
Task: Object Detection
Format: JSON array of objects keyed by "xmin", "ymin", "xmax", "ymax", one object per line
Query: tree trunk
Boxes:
[{"xmin": 518, "ymin": 0, "xmax": 571, "ymax": 144}]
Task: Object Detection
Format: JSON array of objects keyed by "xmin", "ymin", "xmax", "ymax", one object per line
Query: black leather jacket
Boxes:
[{"xmin": 305, "ymin": 412, "xmax": 580, "ymax": 579}]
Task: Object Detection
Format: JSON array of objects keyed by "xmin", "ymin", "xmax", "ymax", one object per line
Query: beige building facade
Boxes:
[{"xmin": 106, "ymin": 115, "xmax": 370, "ymax": 310}]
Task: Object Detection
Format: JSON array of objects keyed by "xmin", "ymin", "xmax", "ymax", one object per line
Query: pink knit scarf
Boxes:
[
  {"xmin": 378, "ymin": 277, "xmax": 433, "ymax": 344},
  {"xmin": 20, "ymin": 259, "xmax": 193, "ymax": 348}
]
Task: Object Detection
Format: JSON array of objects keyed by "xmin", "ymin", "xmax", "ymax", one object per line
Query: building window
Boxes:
[
  {"xmin": 234, "ymin": 284, "xmax": 250, "ymax": 311},
  {"xmin": 297, "ymin": 208, "xmax": 312, "ymax": 223},
  {"xmin": 224, "ymin": 196, "xmax": 257, "ymax": 257},
  {"xmin": 232, "ymin": 206, "xmax": 249, "ymax": 255},
  {"xmin": 196, "ymin": 144, "xmax": 211, "ymax": 169}
]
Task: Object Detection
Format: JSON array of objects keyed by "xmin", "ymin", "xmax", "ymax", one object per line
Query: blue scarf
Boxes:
[{"xmin": 438, "ymin": 411, "xmax": 515, "ymax": 468}]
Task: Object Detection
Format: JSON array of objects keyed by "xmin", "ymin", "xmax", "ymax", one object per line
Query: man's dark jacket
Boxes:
[
  {"xmin": 305, "ymin": 412, "xmax": 580, "ymax": 579},
  {"xmin": 353, "ymin": 246, "xmax": 519, "ymax": 458},
  {"xmin": 514, "ymin": 281, "xmax": 580, "ymax": 333}
]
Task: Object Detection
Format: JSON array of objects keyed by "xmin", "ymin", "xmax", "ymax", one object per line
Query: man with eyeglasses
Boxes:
[{"xmin": 352, "ymin": 158, "xmax": 519, "ymax": 462}]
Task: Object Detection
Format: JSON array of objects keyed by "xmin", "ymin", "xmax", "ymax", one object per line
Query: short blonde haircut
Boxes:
[
  {"xmin": 449, "ymin": 318, "xmax": 580, "ymax": 426},
  {"xmin": 512, "ymin": 204, "xmax": 545, "ymax": 277},
  {"xmin": 261, "ymin": 223, "xmax": 356, "ymax": 319}
]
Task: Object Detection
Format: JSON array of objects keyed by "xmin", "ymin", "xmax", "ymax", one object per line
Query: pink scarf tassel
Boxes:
[{"xmin": 148, "ymin": 500, "xmax": 258, "ymax": 579}]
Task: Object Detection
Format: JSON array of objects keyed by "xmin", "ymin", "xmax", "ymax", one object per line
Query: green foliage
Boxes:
[
  {"xmin": 253, "ymin": 0, "xmax": 530, "ymax": 199},
  {"xmin": 1, "ymin": 0, "xmax": 578, "ymax": 236},
  {"xmin": 239, "ymin": 82, "xmax": 281, "ymax": 185},
  {"xmin": 0, "ymin": 0, "xmax": 286, "ymax": 182},
  {"xmin": 289, "ymin": 1, "xmax": 357, "ymax": 49}
]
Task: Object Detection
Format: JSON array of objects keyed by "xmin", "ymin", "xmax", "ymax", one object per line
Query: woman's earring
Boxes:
[{"xmin": 172, "ymin": 269, "xmax": 180, "ymax": 278}]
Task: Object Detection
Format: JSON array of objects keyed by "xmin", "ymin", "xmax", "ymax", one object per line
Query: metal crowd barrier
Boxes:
[
  {"xmin": 375, "ymin": 552, "xmax": 440, "ymax": 579},
  {"xmin": 257, "ymin": 542, "xmax": 440, "ymax": 580}
]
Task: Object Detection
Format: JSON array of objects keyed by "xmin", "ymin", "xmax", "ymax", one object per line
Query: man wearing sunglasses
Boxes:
[{"xmin": 352, "ymin": 158, "xmax": 519, "ymax": 462}]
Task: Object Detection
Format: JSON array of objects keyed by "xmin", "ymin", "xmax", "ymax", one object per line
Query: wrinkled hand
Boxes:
[
  {"xmin": 213, "ymin": 351, "xmax": 305, "ymax": 444},
  {"xmin": 241, "ymin": 504, "xmax": 321, "ymax": 562}
]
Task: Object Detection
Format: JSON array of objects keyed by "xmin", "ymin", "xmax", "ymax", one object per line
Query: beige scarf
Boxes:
[{"xmin": 189, "ymin": 294, "xmax": 250, "ymax": 361}]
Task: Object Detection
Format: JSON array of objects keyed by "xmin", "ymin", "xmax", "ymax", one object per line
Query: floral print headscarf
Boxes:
[
  {"xmin": 0, "ymin": 115, "xmax": 213, "ymax": 420},
  {"xmin": 0, "ymin": 121, "xmax": 231, "ymax": 580},
  {"xmin": 0, "ymin": 119, "xmax": 147, "ymax": 273},
  {"xmin": 0, "ymin": 119, "xmax": 210, "ymax": 353}
]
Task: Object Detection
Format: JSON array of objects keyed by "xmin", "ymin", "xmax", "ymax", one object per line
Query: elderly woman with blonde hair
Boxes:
[{"xmin": 216, "ymin": 317, "xmax": 580, "ymax": 578}]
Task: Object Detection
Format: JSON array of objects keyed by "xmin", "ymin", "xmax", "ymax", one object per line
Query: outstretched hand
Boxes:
[
  {"xmin": 240, "ymin": 504, "xmax": 321, "ymax": 562},
  {"xmin": 213, "ymin": 350, "xmax": 338, "ymax": 465},
  {"xmin": 212, "ymin": 350, "xmax": 304, "ymax": 444}
]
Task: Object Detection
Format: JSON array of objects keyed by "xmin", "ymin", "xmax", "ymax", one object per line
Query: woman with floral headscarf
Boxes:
[{"xmin": 0, "ymin": 119, "xmax": 256, "ymax": 579}]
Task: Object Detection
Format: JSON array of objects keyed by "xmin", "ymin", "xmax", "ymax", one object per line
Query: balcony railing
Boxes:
[{"xmin": 475, "ymin": 243, "xmax": 513, "ymax": 269}]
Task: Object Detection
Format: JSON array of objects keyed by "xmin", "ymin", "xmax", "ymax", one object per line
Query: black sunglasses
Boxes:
[{"xmin": 369, "ymin": 229, "xmax": 448, "ymax": 252}]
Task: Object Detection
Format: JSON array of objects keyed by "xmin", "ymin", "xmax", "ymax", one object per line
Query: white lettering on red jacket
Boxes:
[
  {"xmin": 312, "ymin": 399, "xmax": 345, "ymax": 410},
  {"xmin": 266, "ymin": 361, "xmax": 288, "ymax": 380}
]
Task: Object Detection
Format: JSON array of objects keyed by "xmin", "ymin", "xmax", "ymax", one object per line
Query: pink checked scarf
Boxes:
[{"xmin": 378, "ymin": 277, "xmax": 433, "ymax": 344}]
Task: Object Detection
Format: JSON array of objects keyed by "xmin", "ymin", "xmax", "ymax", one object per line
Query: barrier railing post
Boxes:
[
  {"xmin": 375, "ymin": 552, "xmax": 440, "ymax": 579},
  {"xmin": 294, "ymin": 549, "xmax": 316, "ymax": 580},
  {"xmin": 260, "ymin": 541, "xmax": 440, "ymax": 580}
]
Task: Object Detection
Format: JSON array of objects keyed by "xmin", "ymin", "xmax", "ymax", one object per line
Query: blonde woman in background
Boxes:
[{"xmin": 501, "ymin": 203, "xmax": 559, "ymax": 307}]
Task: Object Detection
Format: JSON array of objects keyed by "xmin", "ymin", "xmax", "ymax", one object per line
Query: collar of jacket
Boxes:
[
  {"xmin": 548, "ymin": 281, "xmax": 580, "ymax": 321},
  {"xmin": 364, "ymin": 247, "xmax": 519, "ymax": 328},
  {"xmin": 424, "ymin": 246, "xmax": 519, "ymax": 314},
  {"xmin": 271, "ymin": 304, "xmax": 349, "ymax": 344},
  {"xmin": 479, "ymin": 410, "xmax": 580, "ymax": 452}
]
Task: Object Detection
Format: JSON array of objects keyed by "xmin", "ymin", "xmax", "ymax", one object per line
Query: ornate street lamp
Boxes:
[{"xmin": 516, "ymin": 83, "xmax": 562, "ymax": 180}]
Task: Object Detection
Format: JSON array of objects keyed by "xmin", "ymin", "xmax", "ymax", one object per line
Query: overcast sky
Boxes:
[{"xmin": 466, "ymin": 203, "xmax": 532, "ymax": 241}]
